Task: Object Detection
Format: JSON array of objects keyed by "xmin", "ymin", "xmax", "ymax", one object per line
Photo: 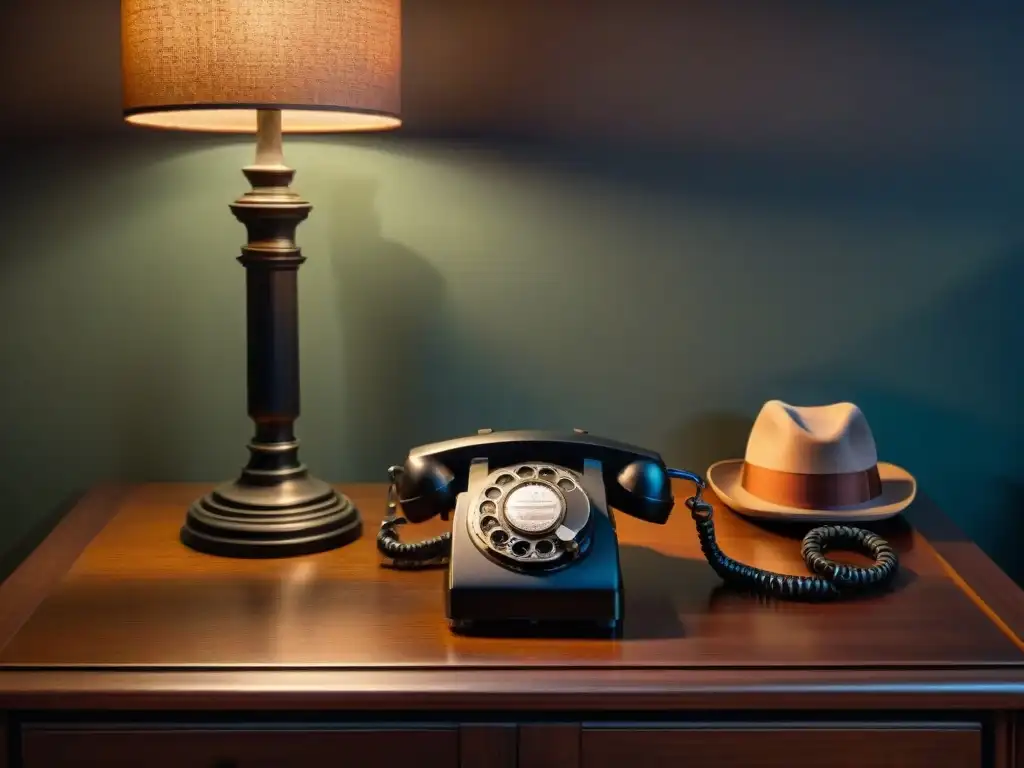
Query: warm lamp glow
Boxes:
[
  {"xmin": 125, "ymin": 108, "xmax": 401, "ymax": 134},
  {"xmin": 121, "ymin": 0, "xmax": 402, "ymax": 134}
]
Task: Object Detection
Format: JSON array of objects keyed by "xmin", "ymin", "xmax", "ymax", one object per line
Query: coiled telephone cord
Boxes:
[
  {"xmin": 377, "ymin": 518, "xmax": 452, "ymax": 565},
  {"xmin": 668, "ymin": 468, "xmax": 898, "ymax": 600},
  {"xmin": 378, "ymin": 466, "xmax": 900, "ymax": 598}
]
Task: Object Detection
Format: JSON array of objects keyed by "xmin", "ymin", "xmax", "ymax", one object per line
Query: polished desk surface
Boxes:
[{"xmin": 0, "ymin": 482, "xmax": 1021, "ymax": 672}]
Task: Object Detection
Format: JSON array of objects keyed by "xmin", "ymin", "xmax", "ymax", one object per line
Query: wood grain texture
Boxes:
[
  {"xmin": 0, "ymin": 483, "xmax": 1021, "ymax": 712},
  {"xmin": 519, "ymin": 724, "xmax": 580, "ymax": 768},
  {"xmin": 579, "ymin": 724, "xmax": 982, "ymax": 768},
  {"xmin": 460, "ymin": 724, "xmax": 516, "ymax": 768},
  {"xmin": 1, "ymin": 482, "xmax": 1019, "ymax": 669},
  {"xmin": 903, "ymin": 492, "xmax": 1024, "ymax": 647},
  {"xmin": 19, "ymin": 724, "xmax": 459, "ymax": 768},
  {"xmin": 0, "ymin": 485, "xmax": 128, "ymax": 654}
]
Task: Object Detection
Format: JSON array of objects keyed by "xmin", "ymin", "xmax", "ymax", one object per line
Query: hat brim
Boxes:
[{"xmin": 706, "ymin": 459, "xmax": 917, "ymax": 523}]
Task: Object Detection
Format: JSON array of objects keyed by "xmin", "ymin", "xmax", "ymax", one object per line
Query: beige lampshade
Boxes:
[{"xmin": 121, "ymin": 0, "xmax": 401, "ymax": 133}]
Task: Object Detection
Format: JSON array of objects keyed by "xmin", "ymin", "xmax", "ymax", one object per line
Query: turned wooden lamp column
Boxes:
[{"xmin": 120, "ymin": 0, "xmax": 402, "ymax": 557}]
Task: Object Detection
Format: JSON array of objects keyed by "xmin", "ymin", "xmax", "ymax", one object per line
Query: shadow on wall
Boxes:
[
  {"xmin": 325, "ymin": 176, "xmax": 449, "ymax": 475},
  {"xmin": 766, "ymin": 249, "xmax": 1024, "ymax": 582},
  {"xmin": 400, "ymin": 0, "xmax": 1024, "ymax": 164},
  {"xmin": 323, "ymin": 176, "xmax": 557, "ymax": 477}
]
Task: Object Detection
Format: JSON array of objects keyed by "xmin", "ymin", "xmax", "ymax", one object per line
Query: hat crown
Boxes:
[{"xmin": 744, "ymin": 400, "xmax": 878, "ymax": 475}]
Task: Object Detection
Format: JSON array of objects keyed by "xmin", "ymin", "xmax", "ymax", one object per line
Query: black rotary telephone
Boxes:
[{"xmin": 377, "ymin": 429, "xmax": 898, "ymax": 635}]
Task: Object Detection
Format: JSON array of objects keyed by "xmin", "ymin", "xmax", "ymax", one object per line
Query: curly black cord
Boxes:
[
  {"xmin": 377, "ymin": 517, "xmax": 452, "ymax": 566},
  {"xmin": 686, "ymin": 496, "xmax": 899, "ymax": 600}
]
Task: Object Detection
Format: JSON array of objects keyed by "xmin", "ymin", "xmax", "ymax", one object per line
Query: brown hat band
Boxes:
[{"xmin": 740, "ymin": 462, "xmax": 883, "ymax": 509}]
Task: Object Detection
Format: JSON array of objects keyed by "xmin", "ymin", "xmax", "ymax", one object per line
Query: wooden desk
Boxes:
[{"xmin": 0, "ymin": 483, "xmax": 1021, "ymax": 767}]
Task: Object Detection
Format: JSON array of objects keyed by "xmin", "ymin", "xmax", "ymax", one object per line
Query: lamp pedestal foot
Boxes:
[{"xmin": 182, "ymin": 472, "xmax": 361, "ymax": 558}]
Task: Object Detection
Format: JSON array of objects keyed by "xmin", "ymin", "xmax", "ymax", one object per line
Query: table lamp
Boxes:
[{"xmin": 120, "ymin": 0, "xmax": 402, "ymax": 558}]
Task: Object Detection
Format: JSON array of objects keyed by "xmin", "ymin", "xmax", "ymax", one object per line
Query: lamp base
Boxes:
[{"xmin": 181, "ymin": 474, "xmax": 362, "ymax": 558}]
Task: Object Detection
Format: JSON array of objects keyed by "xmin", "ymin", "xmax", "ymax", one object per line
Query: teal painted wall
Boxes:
[
  {"xmin": 0, "ymin": 1, "xmax": 1021, "ymax": 582},
  {"xmin": 2, "ymin": 132, "xmax": 1022, "ymax": 581}
]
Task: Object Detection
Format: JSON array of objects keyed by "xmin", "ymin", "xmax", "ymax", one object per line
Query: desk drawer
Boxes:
[
  {"xmin": 580, "ymin": 722, "xmax": 982, "ymax": 768},
  {"xmin": 20, "ymin": 724, "xmax": 459, "ymax": 768}
]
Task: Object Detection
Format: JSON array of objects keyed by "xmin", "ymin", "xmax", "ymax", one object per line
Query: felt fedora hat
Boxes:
[{"xmin": 706, "ymin": 400, "xmax": 917, "ymax": 522}]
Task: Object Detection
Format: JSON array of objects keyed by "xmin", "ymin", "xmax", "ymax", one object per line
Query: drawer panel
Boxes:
[
  {"xmin": 20, "ymin": 724, "xmax": 459, "ymax": 768},
  {"xmin": 581, "ymin": 722, "xmax": 982, "ymax": 768}
]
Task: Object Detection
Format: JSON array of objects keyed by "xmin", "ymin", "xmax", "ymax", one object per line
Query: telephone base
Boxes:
[{"xmin": 445, "ymin": 459, "xmax": 624, "ymax": 638}]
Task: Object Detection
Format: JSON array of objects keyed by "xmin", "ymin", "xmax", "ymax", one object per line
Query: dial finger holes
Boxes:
[
  {"xmin": 557, "ymin": 478, "xmax": 575, "ymax": 492},
  {"xmin": 535, "ymin": 540, "xmax": 554, "ymax": 555},
  {"xmin": 511, "ymin": 540, "xmax": 531, "ymax": 557},
  {"xmin": 484, "ymin": 486, "xmax": 501, "ymax": 500},
  {"xmin": 480, "ymin": 515, "xmax": 498, "ymax": 531},
  {"xmin": 538, "ymin": 468, "xmax": 556, "ymax": 480},
  {"xmin": 516, "ymin": 466, "xmax": 535, "ymax": 478},
  {"xmin": 495, "ymin": 473, "xmax": 515, "ymax": 486},
  {"xmin": 490, "ymin": 529, "xmax": 509, "ymax": 546},
  {"xmin": 480, "ymin": 500, "xmax": 497, "ymax": 515}
]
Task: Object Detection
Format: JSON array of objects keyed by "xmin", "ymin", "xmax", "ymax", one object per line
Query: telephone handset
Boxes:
[{"xmin": 378, "ymin": 430, "xmax": 898, "ymax": 632}]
